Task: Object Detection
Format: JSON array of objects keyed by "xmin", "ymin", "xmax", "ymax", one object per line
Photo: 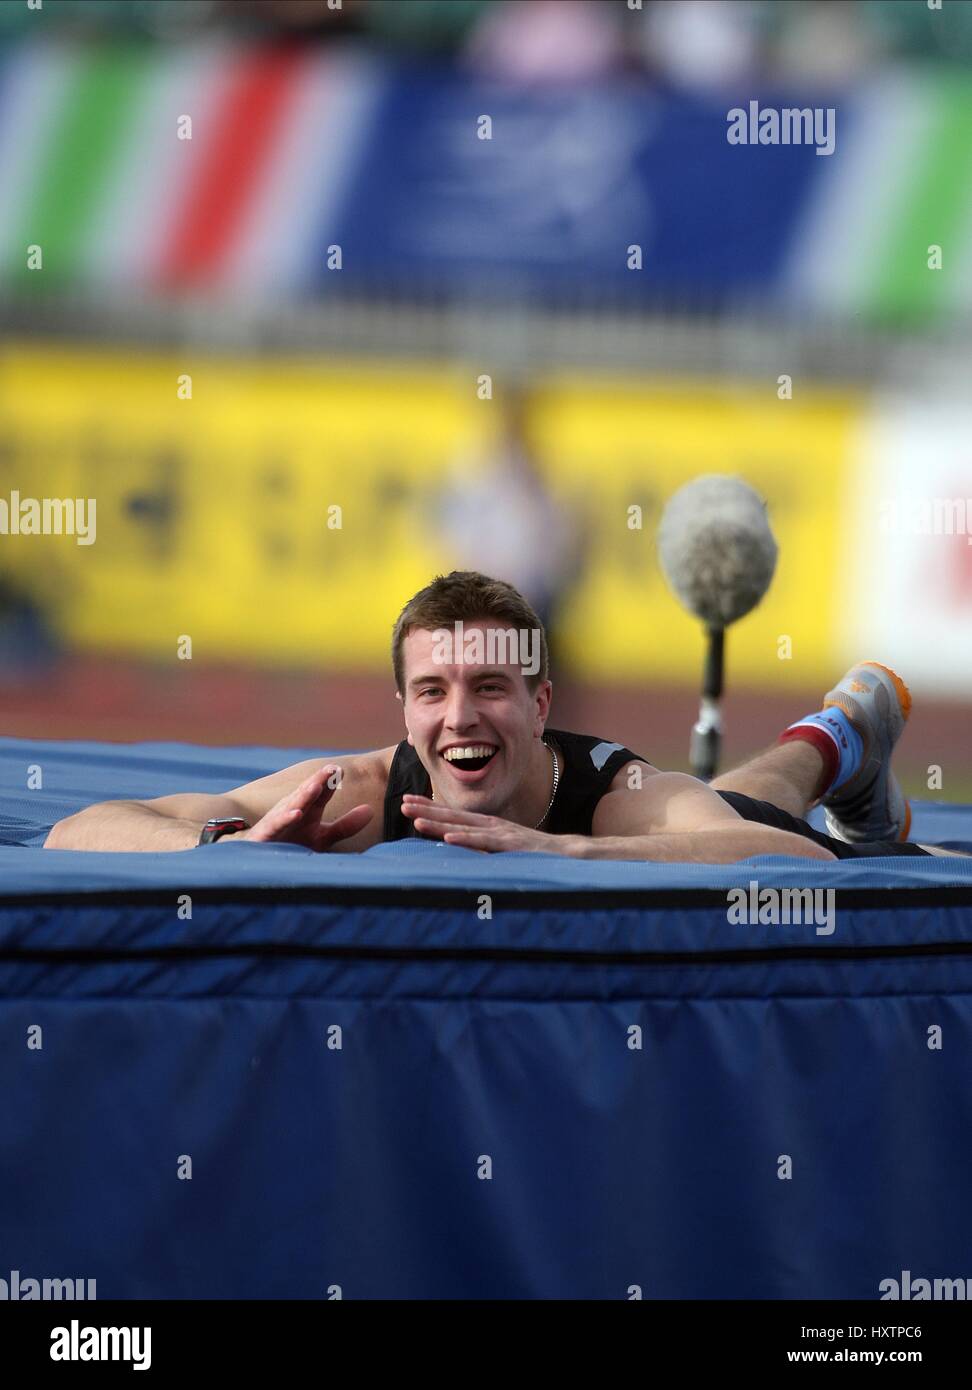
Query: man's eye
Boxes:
[
  {"xmin": 420, "ymin": 688, "xmax": 442, "ymax": 697},
  {"xmin": 480, "ymin": 684, "xmax": 503, "ymax": 692}
]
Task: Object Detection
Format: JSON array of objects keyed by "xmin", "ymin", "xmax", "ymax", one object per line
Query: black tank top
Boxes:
[{"xmin": 382, "ymin": 728, "xmax": 650, "ymax": 841}]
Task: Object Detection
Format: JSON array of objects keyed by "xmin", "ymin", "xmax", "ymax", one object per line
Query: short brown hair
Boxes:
[{"xmin": 391, "ymin": 570, "xmax": 549, "ymax": 695}]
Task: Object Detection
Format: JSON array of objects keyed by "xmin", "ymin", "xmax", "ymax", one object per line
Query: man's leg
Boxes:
[
  {"xmin": 711, "ymin": 741, "xmax": 826, "ymax": 819},
  {"xmin": 705, "ymin": 661, "xmax": 960, "ymax": 859},
  {"xmin": 709, "ymin": 746, "xmax": 939, "ymax": 861},
  {"xmin": 714, "ymin": 661, "xmax": 913, "ymax": 843}
]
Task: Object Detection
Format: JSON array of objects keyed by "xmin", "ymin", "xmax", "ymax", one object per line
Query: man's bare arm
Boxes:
[
  {"xmin": 44, "ymin": 752, "xmax": 391, "ymax": 853},
  {"xmin": 44, "ymin": 794, "xmax": 248, "ymax": 852},
  {"xmin": 573, "ymin": 824, "xmax": 836, "ymax": 864},
  {"xmin": 586, "ymin": 770, "xmax": 836, "ymax": 862}
]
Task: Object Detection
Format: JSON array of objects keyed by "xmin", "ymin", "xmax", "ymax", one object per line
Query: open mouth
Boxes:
[{"xmin": 439, "ymin": 745, "xmax": 499, "ymax": 780}]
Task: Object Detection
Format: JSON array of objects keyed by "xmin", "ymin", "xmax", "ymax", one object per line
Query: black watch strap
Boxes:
[{"xmin": 198, "ymin": 817, "xmax": 250, "ymax": 845}]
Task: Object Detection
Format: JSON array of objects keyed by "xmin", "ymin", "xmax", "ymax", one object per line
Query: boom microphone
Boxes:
[{"xmin": 657, "ymin": 475, "xmax": 778, "ymax": 780}]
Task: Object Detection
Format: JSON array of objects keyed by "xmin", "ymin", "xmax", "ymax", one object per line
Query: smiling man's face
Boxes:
[{"xmin": 398, "ymin": 620, "xmax": 551, "ymax": 817}]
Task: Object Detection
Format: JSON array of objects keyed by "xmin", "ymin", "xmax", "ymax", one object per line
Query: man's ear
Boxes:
[
  {"xmin": 396, "ymin": 689, "xmax": 415, "ymax": 746},
  {"xmin": 534, "ymin": 678, "xmax": 552, "ymax": 733}
]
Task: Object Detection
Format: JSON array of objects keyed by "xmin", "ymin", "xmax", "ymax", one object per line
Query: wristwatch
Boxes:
[{"xmin": 198, "ymin": 817, "xmax": 250, "ymax": 845}]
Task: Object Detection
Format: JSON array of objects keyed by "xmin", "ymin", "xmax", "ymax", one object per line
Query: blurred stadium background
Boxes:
[{"xmin": 1, "ymin": 0, "xmax": 971, "ymax": 800}]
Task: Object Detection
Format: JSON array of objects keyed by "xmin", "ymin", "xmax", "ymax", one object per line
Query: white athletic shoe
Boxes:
[{"xmin": 820, "ymin": 661, "xmax": 912, "ymax": 844}]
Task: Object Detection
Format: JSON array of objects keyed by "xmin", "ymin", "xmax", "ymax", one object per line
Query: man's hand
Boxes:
[
  {"xmin": 402, "ymin": 795, "xmax": 576, "ymax": 854},
  {"xmin": 242, "ymin": 764, "xmax": 373, "ymax": 852}
]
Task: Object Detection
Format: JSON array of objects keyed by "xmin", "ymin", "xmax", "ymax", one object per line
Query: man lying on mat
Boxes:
[{"xmin": 44, "ymin": 571, "xmax": 965, "ymax": 861}]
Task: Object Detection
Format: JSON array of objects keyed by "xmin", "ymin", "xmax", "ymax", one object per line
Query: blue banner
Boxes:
[{"xmin": 329, "ymin": 69, "xmax": 831, "ymax": 303}]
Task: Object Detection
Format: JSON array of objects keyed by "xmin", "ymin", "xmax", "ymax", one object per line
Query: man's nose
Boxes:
[{"xmin": 443, "ymin": 687, "xmax": 478, "ymax": 730}]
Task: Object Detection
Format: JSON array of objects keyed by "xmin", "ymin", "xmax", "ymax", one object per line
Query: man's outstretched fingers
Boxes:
[
  {"xmin": 413, "ymin": 815, "xmax": 472, "ymax": 840},
  {"xmin": 317, "ymin": 804, "xmax": 373, "ymax": 850},
  {"xmin": 442, "ymin": 830, "xmax": 493, "ymax": 851},
  {"xmin": 244, "ymin": 804, "xmax": 300, "ymax": 842},
  {"xmin": 411, "ymin": 816, "xmax": 443, "ymax": 838},
  {"xmin": 413, "ymin": 816, "xmax": 498, "ymax": 847},
  {"xmin": 290, "ymin": 765, "xmax": 342, "ymax": 816},
  {"xmin": 403, "ymin": 800, "xmax": 496, "ymax": 828},
  {"xmin": 245, "ymin": 764, "xmax": 344, "ymax": 844}
]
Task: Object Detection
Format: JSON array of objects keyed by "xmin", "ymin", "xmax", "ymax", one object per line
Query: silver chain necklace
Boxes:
[{"xmin": 432, "ymin": 738, "xmax": 560, "ymax": 829}]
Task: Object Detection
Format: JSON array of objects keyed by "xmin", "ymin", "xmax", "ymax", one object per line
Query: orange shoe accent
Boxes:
[
  {"xmin": 822, "ymin": 693, "xmax": 857, "ymax": 719},
  {"xmin": 899, "ymin": 799, "xmax": 912, "ymax": 842},
  {"xmin": 861, "ymin": 661, "xmax": 913, "ymax": 722}
]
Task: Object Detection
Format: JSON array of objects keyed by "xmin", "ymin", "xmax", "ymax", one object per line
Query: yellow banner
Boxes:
[
  {"xmin": 532, "ymin": 375, "xmax": 855, "ymax": 686},
  {"xmin": 0, "ymin": 347, "xmax": 856, "ymax": 685}
]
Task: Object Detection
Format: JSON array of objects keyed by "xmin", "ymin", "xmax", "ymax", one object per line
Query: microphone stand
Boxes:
[{"xmin": 690, "ymin": 625, "xmax": 724, "ymax": 782}]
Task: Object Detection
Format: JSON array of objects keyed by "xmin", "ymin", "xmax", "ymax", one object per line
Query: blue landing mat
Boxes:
[{"xmin": 2, "ymin": 738, "xmax": 971, "ymax": 1298}]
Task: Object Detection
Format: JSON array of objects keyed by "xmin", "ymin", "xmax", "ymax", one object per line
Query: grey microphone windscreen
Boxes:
[{"xmin": 657, "ymin": 475, "xmax": 778, "ymax": 627}]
